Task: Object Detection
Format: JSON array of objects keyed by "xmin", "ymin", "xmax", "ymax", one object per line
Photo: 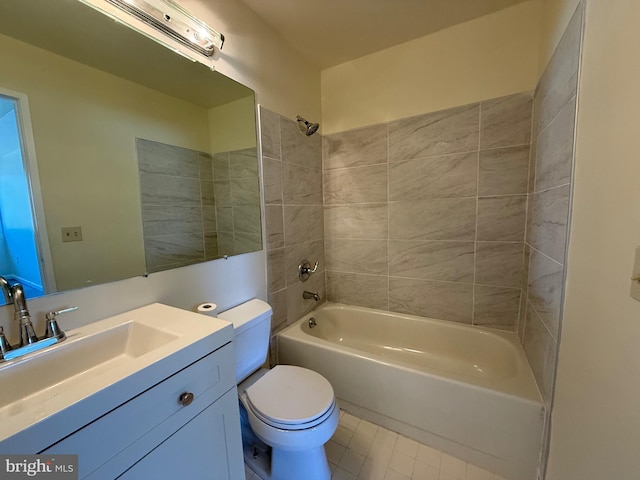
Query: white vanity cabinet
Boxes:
[{"xmin": 43, "ymin": 341, "xmax": 244, "ymax": 479}]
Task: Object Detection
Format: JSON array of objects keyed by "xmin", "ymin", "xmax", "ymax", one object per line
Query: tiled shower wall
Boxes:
[
  {"xmin": 260, "ymin": 107, "xmax": 326, "ymax": 352},
  {"xmin": 323, "ymin": 93, "xmax": 533, "ymax": 329},
  {"xmin": 521, "ymin": 3, "xmax": 583, "ymax": 473}
]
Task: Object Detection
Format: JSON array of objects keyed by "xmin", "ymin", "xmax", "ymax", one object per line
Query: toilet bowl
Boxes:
[{"xmin": 217, "ymin": 300, "xmax": 338, "ymax": 480}]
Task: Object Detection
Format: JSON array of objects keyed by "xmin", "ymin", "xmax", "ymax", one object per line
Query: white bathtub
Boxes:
[{"xmin": 277, "ymin": 303, "xmax": 544, "ymax": 480}]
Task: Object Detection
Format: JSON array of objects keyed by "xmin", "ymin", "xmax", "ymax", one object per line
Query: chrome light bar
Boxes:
[{"xmin": 105, "ymin": 0, "xmax": 224, "ymax": 56}]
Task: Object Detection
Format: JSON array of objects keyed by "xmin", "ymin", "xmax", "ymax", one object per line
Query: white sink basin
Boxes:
[{"xmin": 0, "ymin": 303, "xmax": 233, "ymax": 452}]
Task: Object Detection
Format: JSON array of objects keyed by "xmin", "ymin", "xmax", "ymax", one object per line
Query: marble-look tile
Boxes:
[
  {"xmin": 528, "ymin": 248, "xmax": 564, "ymax": 339},
  {"xmin": 198, "ymin": 152, "xmax": 213, "ymax": 181},
  {"xmin": 476, "ymin": 195, "xmax": 527, "ymax": 241},
  {"xmin": 389, "ymin": 198, "xmax": 476, "ymax": 241},
  {"xmin": 523, "ymin": 301, "xmax": 557, "ymax": 403},
  {"xmin": 388, "ymin": 103, "xmax": 479, "ymax": 162},
  {"xmin": 534, "ymin": 97, "xmax": 576, "ymax": 192},
  {"xmin": 216, "ymin": 206, "xmax": 233, "ymax": 232},
  {"xmin": 283, "ymin": 163, "xmax": 323, "ymax": 205},
  {"xmin": 262, "ymin": 157, "xmax": 283, "ymax": 205},
  {"xmin": 217, "ymin": 232, "xmax": 235, "ymax": 257},
  {"xmin": 523, "ymin": 244, "xmax": 531, "ymax": 290},
  {"xmin": 518, "ymin": 291, "xmax": 528, "ymax": 345},
  {"xmin": 213, "ymin": 154, "xmax": 230, "ymax": 182},
  {"xmin": 260, "ymin": 106, "xmax": 281, "ymax": 159},
  {"xmin": 473, "ymin": 285, "xmax": 521, "ymax": 326},
  {"xmin": 324, "ymin": 164, "xmax": 388, "ymax": 204},
  {"xmin": 235, "ymin": 232, "xmax": 262, "ymax": 254},
  {"xmin": 285, "ymin": 240, "xmax": 325, "ymax": 286},
  {"xmin": 326, "ymin": 272, "xmax": 388, "ymax": 311},
  {"xmin": 389, "ymin": 153, "xmax": 477, "ymax": 201},
  {"xmin": 527, "ymin": 185, "xmax": 570, "ymax": 263},
  {"xmin": 389, "ymin": 277, "xmax": 473, "ymax": 324},
  {"xmin": 136, "ymin": 139, "xmax": 200, "ymax": 178},
  {"xmin": 284, "ymin": 205, "xmax": 324, "ymax": 245},
  {"xmin": 233, "ymin": 205, "xmax": 261, "ymax": 235},
  {"xmin": 475, "ymin": 242, "xmax": 524, "ymax": 288},
  {"xmin": 533, "ymin": 3, "xmax": 583, "ymax": 136},
  {"xmin": 324, "ymin": 204, "xmax": 388, "ymax": 240},
  {"xmin": 281, "ymin": 117, "xmax": 322, "ymax": 169},
  {"xmin": 200, "ymin": 180, "xmax": 215, "ymax": 206},
  {"xmin": 265, "ymin": 205, "xmax": 285, "ymax": 250},
  {"xmin": 268, "ymin": 288, "xmax": 288, "ymax": 333},
  {"xmin": 478, "ymin": 146, "xmax": 530, "ymax": 196},
  {"xmin": 203, "ymin": 206, "xmax": 216, "ymax": 233},
  {"xmin": 323, "ymin": 124, "xmax": 388, "ymax": 170},
  {"xmin": 204, "ymin": 232, "xmax": 218, "ymax": 260},
  {"xmin": 388, "ymin": 240, "xmax": 474, "ymax": 283},
  {"xmin": 229, "ymin": 148, "xmax": 259, "ymax": 178},
  {"xmin": 480, "ymin": 93, "xmax": 532, "ymax": 150},
  {"xmin": 528, "ymin": 140, "xmax": 537, "ymax": 194},
  {"xmin": 144, "ymin": 233, "xmax": 204, "ymax": 269},
  {"xmin": 267, "ymin": 248, "xmax": 286, "ymax": 293},
  {"xmin": 213, "ymin": 181, "xmax": 232, "ymax": 206},
  {"xmin": 286, "ymin": 274, "xmax": 326, "ymax": 323},
  {"xmin": 142, "ymin": 206, "xmax": 203, "ymax": 236},
  {"xmin": 325, "ymin": 239, "xmax": 388, "ymax": 275},
  {"xmin": 139, "ymin": 173, "xmax": 201, "ymax": 207},
  {"xmin": 231, "ymin": 177, "xmax": 261, "ymax": 206}
]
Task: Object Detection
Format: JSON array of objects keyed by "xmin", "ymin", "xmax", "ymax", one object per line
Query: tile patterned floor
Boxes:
[{"xmin": 245, "ymin": 410, "xmax": 509, "ymax": 480}]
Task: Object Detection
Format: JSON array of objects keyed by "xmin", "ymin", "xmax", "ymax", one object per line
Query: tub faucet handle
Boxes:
[{"xmin": 298, "ymin": 259, "xmax": 319, "ymax": 282}]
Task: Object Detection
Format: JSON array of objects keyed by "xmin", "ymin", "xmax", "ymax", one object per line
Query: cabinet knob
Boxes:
[{"xmin": 178, "ymin": 392, "xmax": 194, "ymax": 406}]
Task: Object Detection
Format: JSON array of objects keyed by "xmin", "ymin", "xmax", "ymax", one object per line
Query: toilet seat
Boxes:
[{"xmin": 244, "ymin": 365, "xmax": 335, "ymax": 431}]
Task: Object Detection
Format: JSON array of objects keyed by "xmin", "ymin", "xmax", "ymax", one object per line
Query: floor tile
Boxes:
[
  {"xmin": 395, "ymin": 435, "xmax": 419, "ymax": 459},
  {"xmin": 466, "ymin": 463, "xmax": 495, "ymax": 480},
  {"xmin": 341, "ymin": 412, "xmax": 361, "ymax": 431},
  {"xmin": 334, "ymin": 467, "xmax": 358, "ymax": 480},
  {"xmin": 326, "ymin": 439, "xmax": 347, "ymax": 464},
  {"xmin": 412, "ymin": 460, "xmax": 439, "ymax": 480},
  {"xmin": 339, "ymin": 449, "xmax": 366, "ymax": 476},
  {"xmin": 384, "ymin": 468, "xmax": 412, "ymax": 480},
  {"xmin": 388, "ymin": 450, "xmax": 415, "ymax": 478},
  {"xmin": 440, "ymin": 453, "xmax": 466, "ymax": 479},
  {"xmin": 417, "ymin": 444, "xmax": 442, "ymax": 468},
  {"xmin": 374, "ymin": 428, "xmax": 399, "ymax": 449}
]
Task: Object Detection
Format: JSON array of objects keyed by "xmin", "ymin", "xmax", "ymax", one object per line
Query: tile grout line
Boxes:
[{"xmin": 472, "ymin": 103, "xmax": 482, "ymax": 326}]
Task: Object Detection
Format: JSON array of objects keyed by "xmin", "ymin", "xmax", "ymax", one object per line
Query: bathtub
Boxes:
[{"xmin": 277, "ymin": 303, "xmax": 544, "ymax": 480}]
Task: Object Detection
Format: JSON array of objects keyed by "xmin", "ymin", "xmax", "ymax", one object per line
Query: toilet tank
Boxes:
[{"xmin": 217, "ymin": 299, "xmax": 272, "ymax": 383}]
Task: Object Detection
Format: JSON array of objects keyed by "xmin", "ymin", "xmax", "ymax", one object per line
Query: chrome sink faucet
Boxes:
[{"xmin": 0, "ymin": 276, "xmax": 38, "ymax": 346}]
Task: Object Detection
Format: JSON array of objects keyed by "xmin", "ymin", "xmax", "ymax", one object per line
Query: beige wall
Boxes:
[
  {"xmin": 208, "ymin": 96, "xmax": 257, "ymax": 154},
  {"xmin": 0, "ymin": 33, "xmax": 210, "ymax": 292},
  {"xmin": 547, "ymin": 0, "xmax": 640, "ymax": 478},
  {"xmin": 537, "ymin": 0, "xmax": 581, "ymax": 75},
  {"xmin": 320, "ymin": 1, "xmax": 541, "ymax": 134}
]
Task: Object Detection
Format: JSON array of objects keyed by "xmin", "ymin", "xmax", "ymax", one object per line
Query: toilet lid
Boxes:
[{"xmin": 245, "ymin": 365, "xmax": 335, "ymax": 426}]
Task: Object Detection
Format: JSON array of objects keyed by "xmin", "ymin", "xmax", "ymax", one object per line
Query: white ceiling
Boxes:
[{"xmin": 239, "ymin": 0, "xmax": 529, "ymax": 69}]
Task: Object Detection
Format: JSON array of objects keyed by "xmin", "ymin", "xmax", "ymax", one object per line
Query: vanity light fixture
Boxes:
[{"xmin": 105, "ymin": 0, "xmax": 224, "ymax": 57}]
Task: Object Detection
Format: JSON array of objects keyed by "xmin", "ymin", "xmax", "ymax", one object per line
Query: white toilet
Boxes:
[{"xmin": 217, "ymin": 299, "xmax": 339, "ymax": 480}]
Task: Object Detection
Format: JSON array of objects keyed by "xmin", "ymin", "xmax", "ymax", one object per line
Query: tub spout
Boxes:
[{"xmin": 303, "ymin": 291, "xmax": 319, "ymax": 302}]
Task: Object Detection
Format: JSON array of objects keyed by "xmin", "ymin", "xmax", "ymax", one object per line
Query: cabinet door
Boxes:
[{"xmin": 118, "ymin": 389, "xmax": 244, "ymax": 480}]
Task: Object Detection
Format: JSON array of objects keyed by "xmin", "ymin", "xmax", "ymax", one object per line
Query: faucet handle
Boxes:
[
  {"xmin": 298, "ymin": 259, "xmax": 319, "ymax": 282},
  {"xmin": 44, "ymin": 306, "xmax": 77, "ymax": 340}
]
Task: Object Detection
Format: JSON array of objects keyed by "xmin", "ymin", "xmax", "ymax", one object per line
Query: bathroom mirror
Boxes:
[{"xmin": 0, "ymin": 0, "xmax": 261, "ymax": 303}]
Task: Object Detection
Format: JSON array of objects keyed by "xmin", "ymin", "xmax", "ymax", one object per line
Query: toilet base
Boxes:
[{"xmin": 271, "ymin": 445, "xmax": 331, "ymax": 480}]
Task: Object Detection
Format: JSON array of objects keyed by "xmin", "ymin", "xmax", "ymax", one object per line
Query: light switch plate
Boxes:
[
  {"xmin": 61, "ymin": 226, "xmax": 83, "ymax": 243},
  {"xmin": 630, "ymin": 247, "xmax": 640, "ymax": 302}
]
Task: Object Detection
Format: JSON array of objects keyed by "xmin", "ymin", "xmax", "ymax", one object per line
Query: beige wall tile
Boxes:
[
  {"xmin": 198, "ymin": 152, "xmax": 213, "ymax": 181},
  {"xmin": 527, "ymin": 185, "xmax": 570, "ymax": 263},
  {"xmin": 478, "ymin": 146, "xmax": 530, "ymax": 196},
  {"xmin": 216, "ymin": 206, "xmax": 233, "ymax": 232},
  {"xmin": 324, "ymin": 204, "xmax": 388, "ymax": 240},
  {"xmin": 217, "ymin": 232, "xmax": 235, "ymax": 256},
  {"xmin": 389, "ymin": 198, "xmax": 476, "ymax": 241},
  {"xmin": 326, "ymin": 271, "xmax": 388, "ymax": 310},
  {"xmin": 389, "ymin": 240, "xmax": 474, "ymax": 282},
  {"xmin": 286, "ymin": 274, "xmax": 326, "ymax": 323},
  {"xmin": 200, "ymin": 179, "xmax": 215, "ymax": 206},
  {"xmin": 235, "ymin": 232, "xmax": 262, "ymax": 254},
  {"xmin": 213, "ymin": 154, "xmax": 230, "ymax": 182},
  {"xmin": 264, "ymin": 205, "xmax": 285, "ymax": 250},
  {"xmin": 136, "ymin": 139, "xmax": 200, "ymax": 178},
  {"xmin": 475, "ymin": 242, "xmax": 524, "ymax": 288},
  {"xmin": 229, "ymin": 148, "xmax": 259, "ymax": 178},
  {"xmin": 263, "ymin": 157, "xmax": 283, "ymax": 205},
  {"xmin": 389, "ymin": 153, "xmax": 477, "ymax": 201},
  {"xmin": 388, "ymin": 103, "xmax": 479, "ymax": 161},
  {"xmin": 473, "ymin": 285, "xmax": 521, "ymax": 326},
  {"xmin": 284, "ymin": 205, "xmax": 325, "ymax": 245},
  {"xmin": 204, "ymin": 232, "xmax": 218, "ymax": 260},
  {"xmin": 281, "ymin": 117, "xmax": 322, "ymax": 169},
  {"xmin": 323, "ymin": 124, "xmax": 388, "ymax": 170},
  {"xmin": 260, "ymin": 106, "xmax": 281, "ymax": 160},
  {"xmin": 527, "ymin": 248, "xmax": 563, "ymax": 339},
  {"xmin": 140, "ymin": 173, "xmax": 201, "ymax": 207},
  {"xmin": 325, "ymin": 239, "xmax": 388, "ymax": 275},
  {"xmin": 268, "ymin": 288, "xmax": 288, "ymax": 334},
  {"xmin": 389, "ymin": 277, "xmax": 473, "ymax": 323},
  {"xmin": 142, "ymin": 206, "xmax": 203, "ymax": 236},
  {"xmin": 233, "ymin": 205, "xmax": 262, "ymax": 235},
  {"xmin": 282, "ymin": 163, "xmax": 323, "ymax": 204},
  {"xmin": 267, "ymin": 248, "xmax": 286, "ymax": 293},
  {"xmin": 477, "ymin": 195, "xmax": 527, "ymax": 241},
  {"xmin": 523, "ymin": 301, "xmax": 557, "ymax": 403},
  {"xmin": 480, "ymin": 93, "xmax": 532, "ymax": 150},
  {"xmin": 533, "ymin": 97, "xmax": 576, "ymax": 192},
  {"xmin": 203, "ymin": 206, "xmax": 216, "ymax": 233},
  {"xmin": 324, "ymin": 164, "xmax": 388, "ymax": 204},
  {"xmin": 144, "ymin": 233, "xmax": 204, "ymax": 270}
]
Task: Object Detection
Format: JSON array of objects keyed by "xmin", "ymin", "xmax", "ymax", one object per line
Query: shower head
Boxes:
[{"xmin": 296, "ymin": 115, "xmax": 319, "ymax": 136}]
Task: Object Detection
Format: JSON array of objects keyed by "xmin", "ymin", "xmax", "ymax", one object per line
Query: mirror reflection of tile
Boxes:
[{"xmin": 137, "ymin": 139, "xmax": 261, "ymax": 273}]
